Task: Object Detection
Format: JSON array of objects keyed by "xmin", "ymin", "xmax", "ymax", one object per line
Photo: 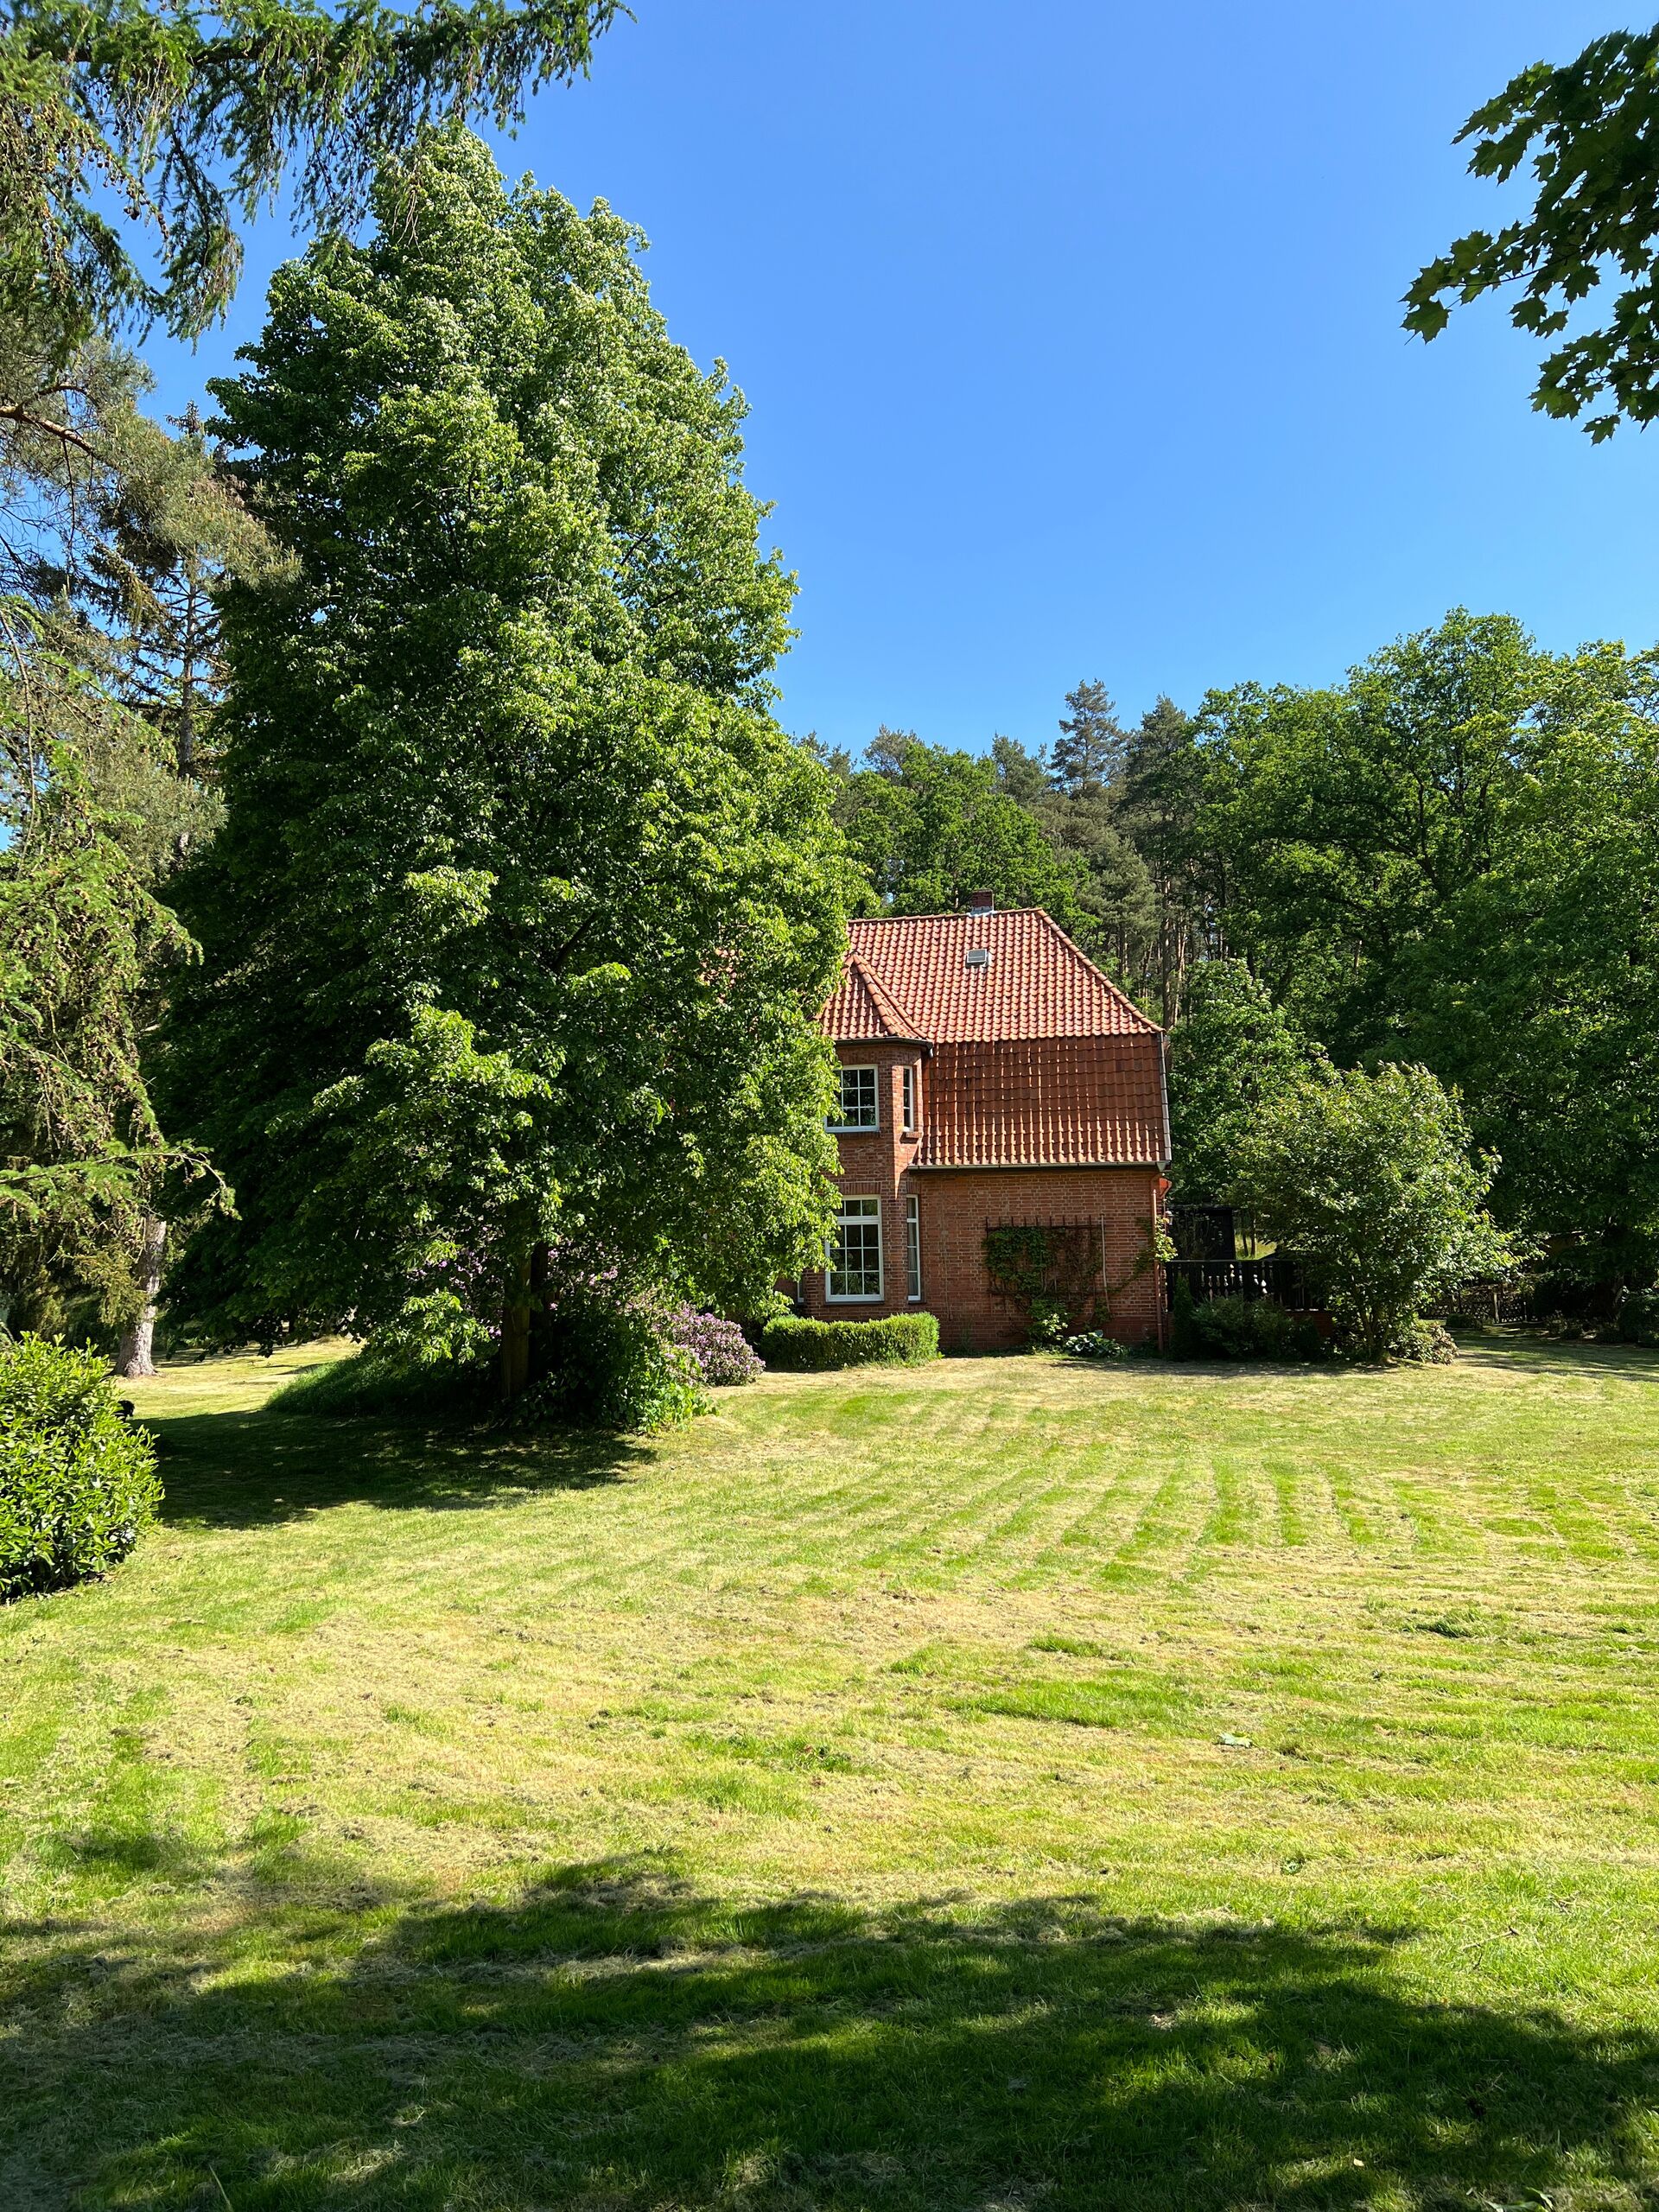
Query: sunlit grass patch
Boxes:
[{"xmin": 5, "ymin": 1335, "xmax": 1659, "ymax": 2208}]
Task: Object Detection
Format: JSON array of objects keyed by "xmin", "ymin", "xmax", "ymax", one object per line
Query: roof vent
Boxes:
[
  {"xmin": 964, "ymin": 946, "xmax": 991, "ymax": 969},
  {"xmin": 964, "ymin": 890, "xmax": 995, "ymax": 914}
]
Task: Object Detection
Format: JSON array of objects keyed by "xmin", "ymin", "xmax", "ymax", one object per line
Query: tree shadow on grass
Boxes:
[
  {"xmin": 1454, "ymin": 1332, "xmax": 1659, "ymax": 1381},
  {"xmin": 149, "ymin": 1405, "xmax": 646, "ymax": 1529},
  {"xmin": 5, "ymin": 1857, "xmax": 1656, "ymax": 2210}
]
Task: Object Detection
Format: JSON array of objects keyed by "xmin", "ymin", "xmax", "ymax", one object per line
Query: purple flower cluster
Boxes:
[{"xmin": 668, "ymin": 1307, "xmax": 763, "ymax": 1387}]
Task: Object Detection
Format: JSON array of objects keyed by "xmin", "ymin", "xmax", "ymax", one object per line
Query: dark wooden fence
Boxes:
[{"xmin": 1165, "ymin": 1256, "xmax": 1315, "ymax": 1311}]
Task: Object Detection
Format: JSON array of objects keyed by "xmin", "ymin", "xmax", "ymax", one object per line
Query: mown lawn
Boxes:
[{"xmin": 7, "ymin": 1338, "xmax": 1659, "ymax": 2211}]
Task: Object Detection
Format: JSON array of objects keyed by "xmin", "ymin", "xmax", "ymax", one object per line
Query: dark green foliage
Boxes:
[
  {"xmin": 839, "ymin": 731, "xmax": 1085, "ymax": 923},
  {"xmin": 1166, "ymin": 959, "xmax": 1306, "ymax": 1203},
  {"xmin": 1198, "ymin": 611, "xmax": 1544, "ymax": 1059},
  {"xmin": 264, "ymin": 1350, "xmax": 489, "ymax": 1422},
  {"xmin": 1167, "ymin": 1274, "xmax": 1203, "ymax": 1361},
  {"xmin": 1200, "ymin": 611, "xmax": 1659, "ymax": 1289},
  {"xmin": 1, "ymin": 0, "xmax": 618, "ymax": 375},
  {"xmin": 1386, "ymin": 1319, "xmax": 1459, "ymax": 1366},
  {"xmin": 162, "ymin": 130, "xmax": 848, "ymax": 1370},
  {"xmin": 1173, "ymin": 1294, "xmax": 1329, "ymax": 1365},
  {"xmin": 760, "ymin": 1313, "xmax": 940, "ymax": 1371},
  {"xmin": 1405, "ymin": 26, "xmax": 1659, "ymax": 437},
  {"xmin": 1234, "ymin": 1062, "xmax": 1510, "ymax": 1363},
  {"xmin": 530, "ymin": 1290, "xmax": 708, "ymax": 1433},
  {"xmin": 1051, "ymin": 680, "xmax": 1126, "ymax": 798},
  {"xmin": 1618, "ymin": 1291, "xmax": 1659, "ymax": 1348},
  {"xmin": 1061, "ymin": 1329, "xmax": 1129, "ymax": 1363},
  {"xmin": 0, "ymin": 1332, "xmax": 160, "ymax": 1598},
  {"xmin": 0, "ymin": 651, "xmax": 218, "ymax": 1338},
  {"xmin": 989, "ymin": 734, "xmax": 1049, "ymax": 804},
  {"xmin": 269, "ymin": 1294, "xmax": 712, "ymax": 1433},
  {"xmin": 982, "ymin": 1225, "xmax": 1058, "ymax": 1298}
]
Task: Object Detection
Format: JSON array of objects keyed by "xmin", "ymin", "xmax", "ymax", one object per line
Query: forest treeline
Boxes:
[
  {"xmin": 9, "ymin": 0, "xmax": 1659, "ymax": 1382},
  {"xmin": 821, "ymin": 608, "xmax": 1659, "ymax": 1295}
]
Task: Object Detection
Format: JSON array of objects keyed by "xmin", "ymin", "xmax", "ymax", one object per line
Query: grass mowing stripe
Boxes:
[{"xmin": 6, "ymin": 1335, "xmax": 1659, "ymax": 2210}]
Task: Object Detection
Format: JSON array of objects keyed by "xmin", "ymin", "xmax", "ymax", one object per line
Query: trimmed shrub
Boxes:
[
  {"xmin": 0, "ymin": 1336, "xmax": 161, "ymax": 1601},
  {"xmin": 760, "ymin": 1313, "xmax": 940, "ymax": 1371},
  {"xmin": 670, "ymin": 1308, "xmax": 763, "ymax": 1386},
  {"xmin": 1063, "ymin": 1330, "xmax": 1130, "ymax": 1362}
]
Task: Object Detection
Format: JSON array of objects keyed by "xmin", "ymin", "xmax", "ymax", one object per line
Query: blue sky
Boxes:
[{"xmin": 144, "ymin": 0, "xmax": 1659, "ymax": 757}]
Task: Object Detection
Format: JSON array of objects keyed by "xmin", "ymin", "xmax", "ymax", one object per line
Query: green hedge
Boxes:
[
  {"xmin": 760, "ymin": 1313, "xmax": 940, "ymax": 1370},
  {"xmin": 0, "ymin": 1336, "xmax": 162, "ymax": 1601}
]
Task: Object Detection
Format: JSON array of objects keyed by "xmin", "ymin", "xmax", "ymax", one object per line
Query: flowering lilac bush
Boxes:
[{"xmin": 669, "ymin": 1307, "xmax": 763, "ymax": 1386}]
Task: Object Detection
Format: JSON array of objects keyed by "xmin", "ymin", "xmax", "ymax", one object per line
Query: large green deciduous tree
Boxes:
[
  {"xmin": 1405, "ymin": 23, "xmax": 1659, "ymax": 438},
  {"xmin": 1234, "ymin": 1062, "xmax": 1510, "ymax": 1361},
  {"xmin": 838, "ymin": 729, "xmax": 1087, "ymax": 925},
  {"xmin": 1165, "ymin": 958, "xmax": 1306, "ymax": 1205},
  {"xmin": 1409, "ymin": 693, "xmax": 1659, "ymax": 1294},
  {"xmin": 1199, "ymin": 612, "xmax": 1583, "ymax": 1056},
  {"xmin": 162, "ymin": 129, "xmax": 850, "ymax": 1387},
  {"xmin": 1199, "ymin": 610, "xmax": 1659, "ymax": 1287}
]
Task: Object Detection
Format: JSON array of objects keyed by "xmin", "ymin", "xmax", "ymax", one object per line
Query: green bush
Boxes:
[
  {"xmin": 1024, "ymin": 1294, "xmax": 1073, "ymax": 1350},
  {"xmin": 0, "ymin": 1336, "xmax": 161, "ymax": 1601},
  {"xmin": 1171, "ymin": 1294, "xmax": 1329, "ymax": 1363},
  {"xmin": 1168, "ymin": 1274, "xmax": 1204, "ymax": 1359},
  {"xmin": 1062, "ymin": 1330, "xmax": 1130, "ymax": 1362},
  {"xmin": 1384, "ymin": 1317, "xmax": 1458, "ymax": 1364},
  {"xmin": 532, "ymin": 1293, "xmax": 709, "ymax": 1433},
  {"xmin": 760, "ymin": 1313, "xmax": 940, "ymax": 1371}
]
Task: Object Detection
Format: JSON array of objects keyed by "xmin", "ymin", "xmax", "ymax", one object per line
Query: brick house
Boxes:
[{"xmin": 798, "ymin": 899, "xmax": 1171, "ymax": 1351}]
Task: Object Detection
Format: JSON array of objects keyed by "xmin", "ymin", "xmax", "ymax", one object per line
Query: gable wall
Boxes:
[{"xmin": 804, "ymin": 1042, "xmax": 1166, "ymax": 1351}]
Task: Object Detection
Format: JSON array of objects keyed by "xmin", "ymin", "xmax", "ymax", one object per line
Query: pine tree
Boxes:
[{"xmin": 1051, "ymin": 678, "xmax": 1127, "ymax": 797}]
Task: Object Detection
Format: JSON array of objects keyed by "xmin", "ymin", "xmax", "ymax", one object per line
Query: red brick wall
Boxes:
[
  {"xmin": 801, "ymin": 1041, "xmax": 1166, "ymax": 1351},
  {"xmin": 906, "ymin": 1165, "xmax": 1166, "ymax": 1351}
]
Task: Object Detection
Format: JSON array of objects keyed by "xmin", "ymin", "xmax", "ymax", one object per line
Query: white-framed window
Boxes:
[
  {"xmin": 906, "ymin": 1193, "xmax": 922, "ymax": 1301},
  {"xmin": 828, "ymin": 1196, "xmax": 883, "ymax": 1300},
  {"xmin": 901, "ymin": 1063, "xmax": 918, "ymax": 1133},
  {"xmin": 830, "ymin": 1065, "xmax": 879, "ymax": 1131}
]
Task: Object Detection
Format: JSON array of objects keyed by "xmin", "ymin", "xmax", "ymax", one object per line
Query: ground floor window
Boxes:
[
  {"xmin": 906, "ymin": 1194, "xmax": 922, "ymax": 1300},
  {"xmin": 829, "ymin": 1196, "xmax": 883, "ymax": 1300}
]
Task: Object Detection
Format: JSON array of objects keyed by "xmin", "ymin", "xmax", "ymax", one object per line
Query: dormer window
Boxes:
[
  {"xmin": 902, "ymin": 1063, "xmax": 918, "ymax": 1133},
  {"xmin": 830, "ymin": 1065, "xmax": 879, "ymax": 1131}
]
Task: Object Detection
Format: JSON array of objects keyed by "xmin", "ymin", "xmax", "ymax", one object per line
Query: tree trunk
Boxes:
[
  {"xmin": 117, "ymin": 1216, "xmax": 168, "ymax": 1378},
  {"xmin": 500, "ymin": 1255, "xmax": 533, "ymax": 1403}
]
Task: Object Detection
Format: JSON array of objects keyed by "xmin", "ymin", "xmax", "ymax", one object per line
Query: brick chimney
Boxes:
[{"xmin": 964, "ymin": 889, "xmax": 995, "ymax": 915}]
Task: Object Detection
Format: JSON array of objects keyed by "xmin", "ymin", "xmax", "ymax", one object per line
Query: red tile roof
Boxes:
[
  {"xmin": 921, "ymin": 1039, "xmax": 1166, "ymax": 1168},
  {"xmin": 825, "ymin": 909, "xmax": 1158, "ymax": 1043},
  {"xmin": 818, "ymin": 909, "xmax": 1168, "ymax": 1168},
  {"xmin": 820, "ymin": 954, "xmax": 927, "ymax": 1042}
]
